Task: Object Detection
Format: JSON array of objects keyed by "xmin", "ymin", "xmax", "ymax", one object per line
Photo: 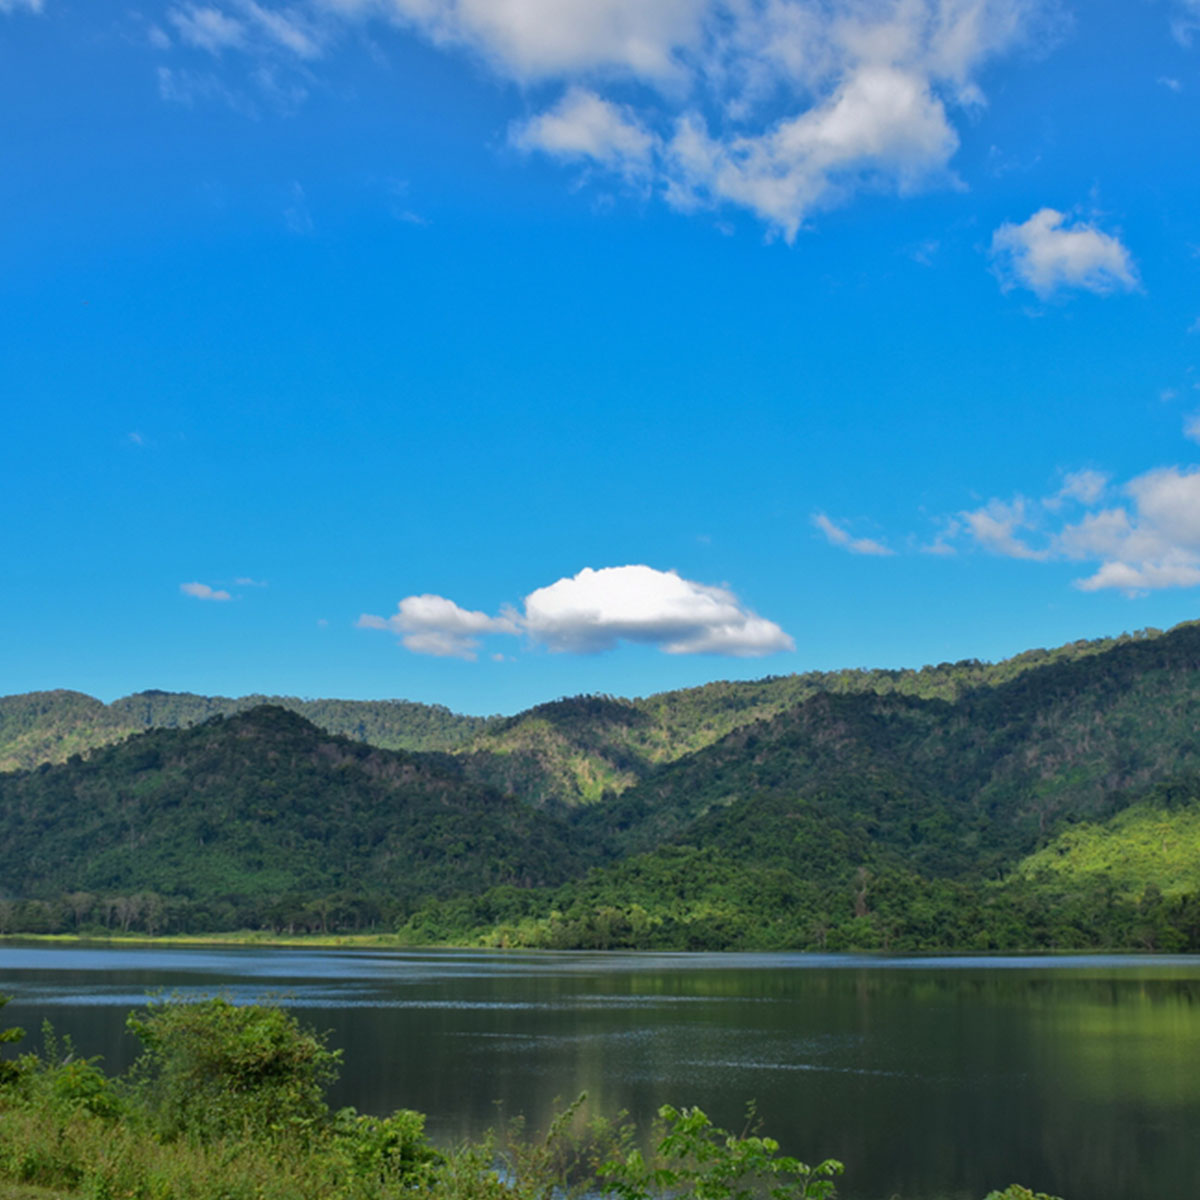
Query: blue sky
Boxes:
[{"xmin": 4, "ymin": 0, "xmax": 1200, "ymax": 715}]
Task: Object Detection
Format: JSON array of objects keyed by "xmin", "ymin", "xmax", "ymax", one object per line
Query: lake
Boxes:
[{"xmin": 2, "ymin": 945, "xmax": 1198, "ymax": 1200}]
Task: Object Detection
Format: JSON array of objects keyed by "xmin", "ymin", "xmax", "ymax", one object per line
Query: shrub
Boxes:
[
  {"xmin": 125, "ymin": 995, "xmax": 341, "ymax": 1145},
  {"xmin": 601, "ymin": 1103, "xmax": 843, "ymax": 1200}
]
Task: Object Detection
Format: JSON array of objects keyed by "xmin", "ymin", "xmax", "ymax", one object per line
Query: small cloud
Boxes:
[
  {"xmin": 148, "ymin": 25, "xmax": 172, "ymax": 49},
  {"xmin": 959, "ymin": 497, "xmax": 1047, "ymax": 560},
  {"xmin": 127, "ymin": 431, "xmax": 146, "ymax": 447},
  {"xmin": 490, "ymin": 652, "xmax": 507, "ymax": 663},
  {"xmin": 316, "ymin": 618, "xmax": 329, "ymax": 627},
  {"xmin": 511, "ymin": 87, "xmax": 657, "ymax": 184},
  {"xmin": 358, "ymin": 595, "xmax": 519, "ymax": 660},
  {"xmin": 812, "ymin": 513, "xmax": 894, "ymax": 557},
  {"xmin": 1056, "ymin": 468, "xmax": 1109, "ymax": 506},
  {"xmin": 234, "ymin": 576, "xmax": 267, "ymax": 587},
  {"xmin": 1159, "ymin": 76, "xmax": 1183, "ymax": 92},
  {"xmin": 168, "ymin": 4, "xmax": 246, "ymax": 54},
  {"xmin": 1184, "ymin": 414, "xmax": 1200, "ymax": 443},
  {"xmin": 1188, "ymin": 317, "xmax": 1200, "ymax": 334},
  {"xmin": 0, "ymin": 0, "xmax": 45, "ymax": 14},
  {"xmin": 989, "ymin": 208, "xmax": 1139, "ymax": 299},
  {"xmin": 180, "ymin": 581, "xmax": 233, "ymax": 602}
]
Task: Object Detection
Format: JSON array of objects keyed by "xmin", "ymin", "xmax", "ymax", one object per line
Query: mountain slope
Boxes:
[
  {"xmin": 0, "ymin": 707, "xmax": 586, "ymax": 921},
  {"xmin": 0, "ymin": 690, "xmax": 497, "ymax": 773}
]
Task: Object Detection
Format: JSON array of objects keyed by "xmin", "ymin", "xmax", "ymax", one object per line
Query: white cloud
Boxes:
[
  {"xmin": 0, "ymin": 0, "xmax": 43, "ymax": 13},
  {"xmin": 293, "ymin": 0, "xmax": 1049, "ymax": 236},
  {"xmin": 989, "ymin": 208, "xmax": 1139, "ymax": 298},
  {"xmin": 812, "ymin": 512, "xmax": 894, "ymax": 556},
  {"xmin": 337, "ymin": 0, "xmax": 704, "ymax": 82},
  {"xmin": 952, "ymin": 465, "xmax": 1200, "ymax": 594},
  {"xmin": 663, "ymin": 63, "xmax": 960, "ymax": 240},
  {"xmin": 168, "ymin": 1, "xmax": 323, "ymax": 62},
  {"xmin": 1055, "ymin": 467, "xmax": 1109, "ymax": 506},
  {"xmin": 170, "ymin": 5, "xmax": 248, "ymax": 52},
  {"xmin": 522, "ymin": 565, "xmax": 793, "ymax": 654},
  {"xmin": 959, "ymin": 496, "xmax": 1046, "ymax": 560},
  {"xmin": 357, "ymin": 594, "xmax": 519, "ymax": 659},
  {"xmin": 359, "ymin": 564, "xmax": 793, "ymax": 658},
  {"xmin": 180, "ymin": 581, "xmax": 234, "ymax": 601},
  {"xmin": 234, "ymin": 576, "xmax": 268, "ymax": 586},
  {"xmin": 512, "ymin": 88, "xmax": 657, "ymax": 181}
]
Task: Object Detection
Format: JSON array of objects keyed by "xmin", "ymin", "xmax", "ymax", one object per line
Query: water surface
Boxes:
[{"xmin": 3, "ymin": 945, "xmax": 1198, "ymax": 1200}]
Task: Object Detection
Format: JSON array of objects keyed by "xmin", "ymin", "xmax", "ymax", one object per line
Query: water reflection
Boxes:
[{"xmin": 2, "ymin": 946, "xmax": 1198, "ymax": 1200}]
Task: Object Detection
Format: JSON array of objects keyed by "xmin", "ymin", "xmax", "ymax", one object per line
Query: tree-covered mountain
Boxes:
[
  {"xmin": 0, "ymin": 706, "xmax": 586, "ymax": 934},
  {"xmin": 0, "ymin": 623, "xmax": 1168, "ymax": 790},
  {"xmin": 0, "ymin": 690, "xmax": 498, "ymax": 773},
  {"xmin": 2, "ymin": 620, "xmax": 1200, "ymax": 949}
]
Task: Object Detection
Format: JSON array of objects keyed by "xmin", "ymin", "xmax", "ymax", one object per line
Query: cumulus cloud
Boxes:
[
  {"xmin": 989, "ymin": 208, "xmax": 1139, "ymax": 298},
  {"xmin": 180, "ymin": 581, "xmax": 233, "ymax": 601},
  {"xmin": 522, "ymin": 565, "xmax": 793, "ymax": 654},
  {"xmin": 812, "ymin": 513, "xmax": 894, "ymax": 556},
  {"xmin": 951, "ymin": 465, "xmax": 1200, "ymax": 594},
  {"xmin": 358, "ymin": 565, "xmax": 793, "ymax": 658},
  {"xmin": 512, "ymin": 88, "xmax": 657, "ymax": 181},
  {"xmin": 157, "ymin": 0, "xmax": 1050, "ymax": 237},
  {"xmin": 357, "ymin": 594, "xmax": 520, "ymax": 659}
]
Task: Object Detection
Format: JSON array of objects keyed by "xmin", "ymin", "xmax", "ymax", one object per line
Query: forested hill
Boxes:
[
  {"xmin": 0, "ymin": 690, "xmax": 498, "ymax": 772},
  {"xmin": 0, "ymin": 706, "xmax": 586, "ymax": 932},
  {"xmin": 0, "ymin": 622, "xmax": 1172, "ymax": 792},
  {"xmin": 3, "ymin": 620, "xmax": 1200, "ymax": 949}
]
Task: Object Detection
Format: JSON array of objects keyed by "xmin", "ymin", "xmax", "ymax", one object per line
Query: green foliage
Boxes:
[
  {"xmin": 1014, "ymin": 800, "xmax": 1200, "ymax": 899},
  {"xmin": 330, "ymin": 1105, "xmax": 441, "ymax": 1187},
  {"xmin": 984, "ymin": 1187, "xmax": 1064, "ymax": 1200},
  {"xmin": 600, "ymin": 1104, "xmax": 843, "ymax": 1200},
  {"xmin": 125, "ymin": 996, "xmax": 341, "ymax": 1144},
  {"xmin": 0, "ymin": 997, "xmax": 25, "ymax": 1089}
]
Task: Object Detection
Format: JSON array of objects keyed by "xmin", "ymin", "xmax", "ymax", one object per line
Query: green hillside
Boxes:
[
  {"xmin": 1014, "ymin": 795, "xmax": 1200, "ymax": 900},
  {"xmin": 3, "ymin": 621, "xmax": 1200, "ymax": 949},
  {"xmin": 0, "ymin": 624, "xmax": 1170, "ymax": 795},
  {"xmin": 0, "ymin": 707, "xmax": 585, "ymax": 934},
  {"xmin": 0, "ymin": 690, "xmax": 496, "ymax": 773}
]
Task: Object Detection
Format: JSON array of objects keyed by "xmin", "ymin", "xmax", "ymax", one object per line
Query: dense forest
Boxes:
[{"xmin": 1, "ymin": 621, "xmax": 1199, "ymax": 950}]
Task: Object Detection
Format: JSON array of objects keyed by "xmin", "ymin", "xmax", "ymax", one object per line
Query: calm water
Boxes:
[{"xmin": 2, "ymin": 946, "xmax": 1199, "ymax": 1200}]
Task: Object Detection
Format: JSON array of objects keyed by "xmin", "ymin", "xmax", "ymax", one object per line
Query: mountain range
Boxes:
[{"xmin": 1, "ymin": 621, "xmax": 1198, "ymax": 950}]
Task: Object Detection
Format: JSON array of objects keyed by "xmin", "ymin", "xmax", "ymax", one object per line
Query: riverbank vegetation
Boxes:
[{"xmin": 0, "ymin": 996, "xmax": 1058, "ymax": 1200}]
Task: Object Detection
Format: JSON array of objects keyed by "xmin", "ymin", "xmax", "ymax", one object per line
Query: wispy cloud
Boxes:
[
  {"xmin": 0, "ymin": 0, "xmax": 44, "ymax": 13},
  {"xmin": 180, "ymin": 581, "xmax": 233, "ymax": 601},
  {"xmin": 148, "ymin": 0, "xmax": 1057, "ymax": 238},
  {"xmin": 989, "ymin": 208, "xmax": 1139, "ymax": 299},
  {"xmin": 358, "ymin": 564, "xmax": 793, "ymax": 659},
  {"xmin": 812, "ymin": 513, "xmax": 894, "ymax": 556}
]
